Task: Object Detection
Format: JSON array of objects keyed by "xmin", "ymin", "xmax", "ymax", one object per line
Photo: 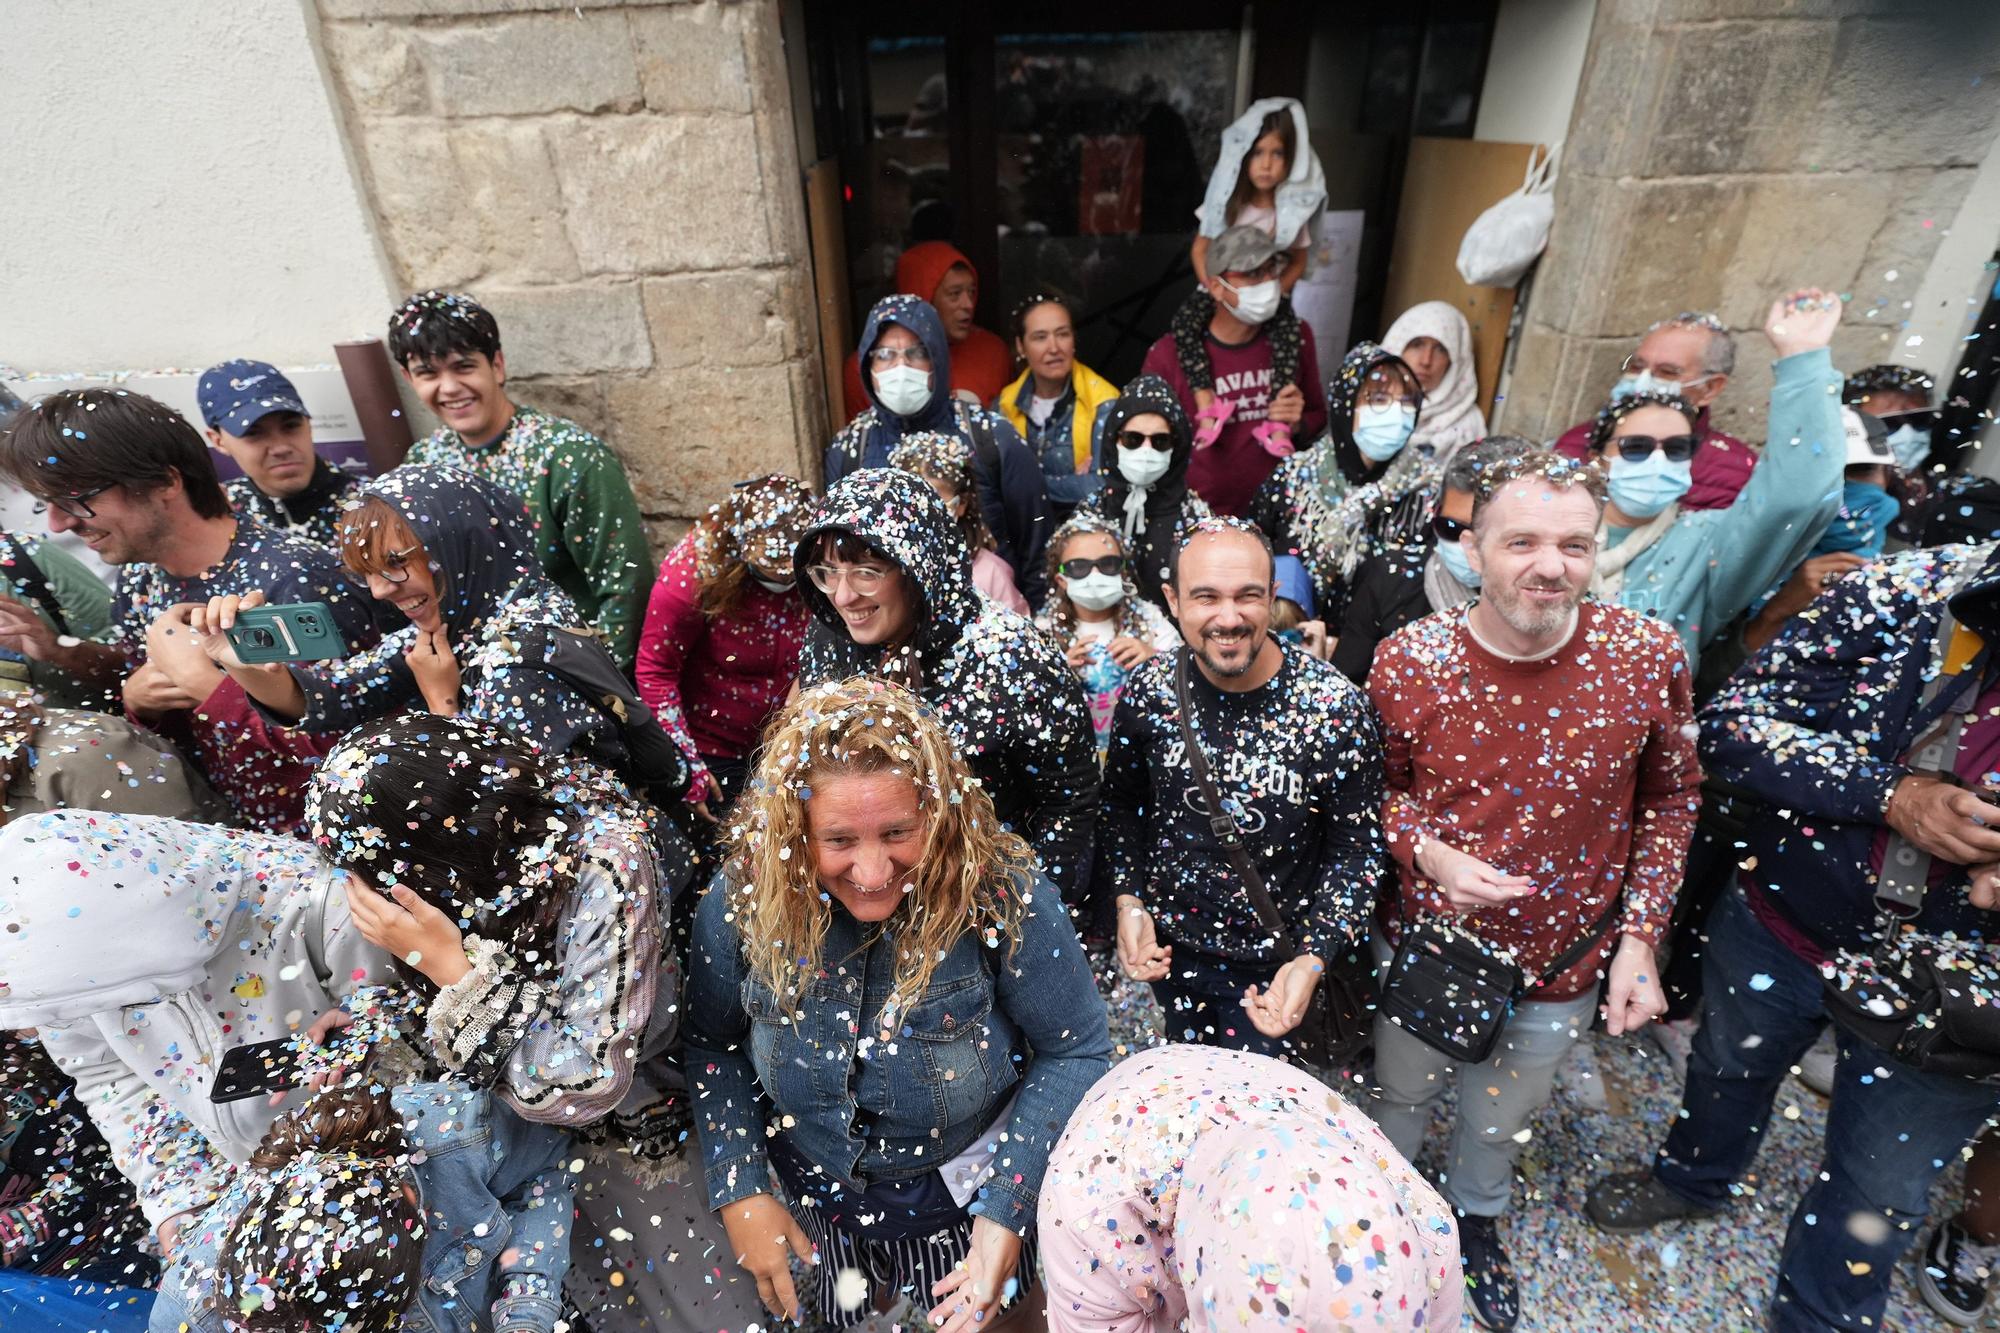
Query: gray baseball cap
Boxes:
[{"xmin": 1208, "ymin": 225, "xmax": 1283, "ymax": 279}]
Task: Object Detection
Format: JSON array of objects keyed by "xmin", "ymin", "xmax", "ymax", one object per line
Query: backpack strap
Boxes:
[
  {"xmin": 0, "ymin": 535, "xmax": 69, "ymax": 637},
  {"xmin": 955, "ymin": 401, "xmax": 1003, "ymax": 477}
]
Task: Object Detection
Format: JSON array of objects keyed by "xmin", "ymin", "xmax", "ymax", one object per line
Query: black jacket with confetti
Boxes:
[
  {"xmin": 795, "ymin": 468, "xmax": 1099, "ymax": 902},
  {"xmin": 1096, "ymin": 643, "xmax": 1386, "ymax": 962}
]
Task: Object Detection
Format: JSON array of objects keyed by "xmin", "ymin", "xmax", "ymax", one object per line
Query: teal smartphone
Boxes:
[{"xmin": 226, "ymin": 602, "xmax": 348, "ymax": 664}]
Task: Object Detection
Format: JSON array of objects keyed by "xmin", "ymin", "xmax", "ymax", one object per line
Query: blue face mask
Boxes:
[
  {"xmin": 1612, "ymin": 369, "xmax": 1712, "ymax": 402},
  {"xmin": 1887, "ymin": 423, "xmax": 1931, "ymax": 471},
  {"xmin": 1353, "ymin": 403, "xmax": 1416, "ymax": 463},
  {"xmin": 1606, "ymin": 450, "xmax": 1693, "ymax": 520},
  {"xmin": 1435, "ymin": 538, "xmax": 1481, "ymax": 588},
  {"xmin": 1813, "ymin": 481, "xmax": 1901, "ymax": 559}
]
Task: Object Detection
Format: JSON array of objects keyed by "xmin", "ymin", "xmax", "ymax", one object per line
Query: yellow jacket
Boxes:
[{"xmin": 997, "ymin": 361, "xmax": 1122, "ymax": 479}]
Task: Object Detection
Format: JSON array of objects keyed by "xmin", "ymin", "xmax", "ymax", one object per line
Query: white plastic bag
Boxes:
[{"xmin": 1456, "ymin": 143, "xmax": 1558, "ymax": 288}]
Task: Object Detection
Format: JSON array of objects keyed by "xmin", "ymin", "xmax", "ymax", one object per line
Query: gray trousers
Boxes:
[{"xmin": 1365, "ymin": 934, "xmax": 1596, "ymax": 1217}]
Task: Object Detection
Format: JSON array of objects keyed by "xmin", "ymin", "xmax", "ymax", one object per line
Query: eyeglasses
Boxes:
[
  {"xmin": 1431, "ymin": 514, "xmax": 1469, "ymax": 545},
  {"xmin": 1059, "ymin": 555, "xmax": 1125, "ymax": 579},
  {"xmin": 31, "ymin": 484, "xmax": 115, "ymax": 520},
  {"xmin": 1611, "ymin": 434, "xmax": 1699, "ymax": 463},
  {"xmin": 1880, "ymin": 409, "xmax": 1939, "ymax": 434},
  {"xmin": 1619, "ymin": 354, "xmax": 1711, "ymax": 384},
  {"xmin": 1117, "ymin": 430, "xmax": 1174, "ymax": 452},
  {"xmin": 867, "ymin": 345, "xmax": 932, "ymax": 369},
  {"xmin": 1359, "ymin": 390, "xmax": 1423, "ymax": 410},
  {"xmin": 806, "ymin": 563, "xmax": 891, "ymax": 595},
  {"xmin": 353, "ymin": 544, "xmax": 424, "ymax": 587}
]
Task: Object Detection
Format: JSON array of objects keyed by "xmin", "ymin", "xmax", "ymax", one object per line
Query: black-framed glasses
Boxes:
[
  {"xmin": 1058, "ymin": 555, "xmax": 1125, "ymax": 579},
  {"xmin": 1431, "ymin": 514, "xmax": 1470, "ymax": 545},
  {"xmin": 31, "ymin": 484, "xmax": 115, "ymax": 520},
  {"xmin": 1880, "ymin": 408, "xmax": 1939, "ymax": 434},
  {"xmin": 1117, "ymin": 430, "xmax": 1174, "ymax": 452},
  {"xmin": 1611, "ymin": 433, "xmax": 1699, "ymax": 463},
  {"xmin": 370, "ymin": 544, "xmax": 422, "ymax": 585},
  {"xmin": 866, "ymin": 345, "xmax": 932, "ymax": 369}
]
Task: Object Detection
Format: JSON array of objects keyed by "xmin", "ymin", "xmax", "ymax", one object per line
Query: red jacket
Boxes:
[{"xmin": 1554, "ymin": 407, "xmax": 1757, "ymax": 511}]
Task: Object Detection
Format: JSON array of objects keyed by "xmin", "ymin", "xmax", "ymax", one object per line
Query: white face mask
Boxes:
[
  {"xmin": 753, "ymin": 574, "xmax": 795, "ymax": 594},
  {"xmin": 1065, "ymin": 571, "xmax": 1126, "ymax": 611},
  {"xmin": 873, "ymin": 364, "xmax": 932, "ymax": 417},
  {"xmin": 1223, "ymin": 278, "xmax": 1281, "ymax": 326},
  {"xmin": 1116, "ymin": 444, "xmax": 1172, "ymax": 488}
]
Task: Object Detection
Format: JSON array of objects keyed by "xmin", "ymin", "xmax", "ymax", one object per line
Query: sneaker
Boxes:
[
  {"xmin": 1584, "ymin": 1171, "xmax": 1722, "ymax": 1234},
  {"xmin": 1795, "ymin": 1032, "xmax": 1837, "ymax": 1098},
  {"xmin": 1918, "ymin": 1219, "xmax": 2000, "ymax": 1328},
  {"xmin": 1456, "ymin": 1212, "xmax": 1519, "ymax": 1331}
]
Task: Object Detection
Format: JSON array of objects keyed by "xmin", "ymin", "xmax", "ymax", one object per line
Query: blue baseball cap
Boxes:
[{"xmin": 197, "ymin": 359, "xmax": 310, "ymax": 436}]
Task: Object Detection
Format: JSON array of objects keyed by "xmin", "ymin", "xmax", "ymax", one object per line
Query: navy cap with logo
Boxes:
[{"xmin": 197, "ymin": 359, "xmax": 311, "ymax": 437}]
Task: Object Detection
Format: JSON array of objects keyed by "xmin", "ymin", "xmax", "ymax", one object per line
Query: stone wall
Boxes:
[
  {"xmin": 312, "ymin": 0, "xmax": 826, "ymax": 545},
  {"xmin": 1504, "ymin": 0, "xmax": 2000, "ymax": 442}
]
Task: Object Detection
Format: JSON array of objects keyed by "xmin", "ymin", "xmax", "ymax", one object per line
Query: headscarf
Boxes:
[
  {"xmin": 1382, "ymin": 300, "xmax": 1485, "ymax": 460},
  {"xmin": 1090, "ymin": 376, "xmax": 1200, "ymax": 607},
  {"xmin": 1196, "ymin": 97, "xmax": 1326, "ymax": 247},
  {"xmin": 357, "ymin": 465, "xmax": 545, "ymax": 642}
]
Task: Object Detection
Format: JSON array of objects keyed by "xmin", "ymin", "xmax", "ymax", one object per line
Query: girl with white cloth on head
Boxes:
[{"xmin": 1381, "ymin": 299, "xmax": 1488, "ymax": 461}]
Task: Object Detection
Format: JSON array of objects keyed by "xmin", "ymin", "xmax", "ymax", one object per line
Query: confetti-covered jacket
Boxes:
[
  {"xmin": 409, "ymin": 405, "xmax": 652, "ymax": 668},
  {"xmin": 112, "ymin": 519, "xmax": 384, "ymax": 833},
  {"xmin": 1096, "ymin": 643, "xmax": 1386, "ymax": 962},
  {"xmin": 151, "ymin": 1083, "xmax": 575, "ymax": 1333},
  {"xmin": 1602, "ymin": 346, "xmax": 1846, "ymax": 665},
  {"xmin": 0, "ymin": 813, "xmax": 391, "ymax": 1229},
  {"xmin": 685, "ymin": 869, "xmax": 1113, "ymax": 1236},
  {"xmin": 825, "ymin": 295, "xmax": 1053, "ymax": 606},
  {"xmin": 795, "ymin": 469, "xmax": 1099, "ymax": 901},
  {"xmin": 224, "ymin": 456, "xmax": 365, "ymax": 550},
  {"xmin": 1247, "ymin": 342, "xmax": 1434, "ymax": 622},
  {"xmin": 1701, "ymin": 541, "xmax": 2000, "ymax": 954}
]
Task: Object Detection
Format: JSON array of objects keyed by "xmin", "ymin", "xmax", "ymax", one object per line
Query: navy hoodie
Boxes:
[{"xmin": 826, "ymin": 295, "xmax": 1053, "ymax": 606}]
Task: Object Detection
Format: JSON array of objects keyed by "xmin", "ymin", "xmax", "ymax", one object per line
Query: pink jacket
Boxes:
[{"xmin": 634, "ymin": 536, "xmax": 808, "ymax": 797}]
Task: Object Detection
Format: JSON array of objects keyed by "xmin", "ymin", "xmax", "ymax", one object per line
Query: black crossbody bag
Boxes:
[
  {"xmin": 1173, "ymin": 650, "xmax": 1373, "ymax": 1067},
  {"xmin": 1378, "ymin": 894, "xmax": 1620, "ymax": 1064}
]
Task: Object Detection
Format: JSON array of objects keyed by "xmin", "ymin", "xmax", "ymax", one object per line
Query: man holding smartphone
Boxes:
[{"xmin": 0, "ymin": 389, "xmax": 382, "ymax": 831}]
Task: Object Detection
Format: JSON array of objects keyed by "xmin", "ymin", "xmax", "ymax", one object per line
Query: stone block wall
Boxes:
[
  {"xmin": 312, "ymin": 0, "xmax": 826, "ymax": 547},
  {"xmin": 1504, "ymin": 0, "xmax": 2000, "ymax": 441}
]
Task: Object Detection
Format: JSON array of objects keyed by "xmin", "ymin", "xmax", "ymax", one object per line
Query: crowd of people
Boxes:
[{"xmin": 0, "ymin": 92, "xmax": 1991, "ymax": 1333}]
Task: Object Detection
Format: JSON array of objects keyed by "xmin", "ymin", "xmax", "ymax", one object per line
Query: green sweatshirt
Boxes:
[
  {"xmin": 409, "ymin": 405, "xmax": 652, "ymax": 667},
  {"xmin": 1610, "ymin": 347, "xmax": 1846, "ymax": 665},
  {"xmin": 0, "ymin": 535, "xmax": 113, "ymax": 707}
]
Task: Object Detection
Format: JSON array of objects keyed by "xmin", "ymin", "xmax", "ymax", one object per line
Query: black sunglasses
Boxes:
[
  {"xmin": 1059, "ymin": 555, "xmax": 1125, "ymax": 579},
  {"xmin": 1880, "ymin": 409, "xmax": 1939, "ymax": 434},
  {"xmin": 1611, "ymin": 433, "xmax": 1698, "ymax": 463},
  {"xmin": 1117, "ymin": 429, "xmax": 1175, "ymax": 452},
  {"xmin": 1431, "ymin": 513, "xmax": 1469, "ymax": 545}
]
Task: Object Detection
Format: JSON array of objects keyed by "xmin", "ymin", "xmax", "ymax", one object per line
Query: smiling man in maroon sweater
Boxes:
[{"xmin": 1364, "ymin": 451, "xmax": 1702, "ymax": 1331}]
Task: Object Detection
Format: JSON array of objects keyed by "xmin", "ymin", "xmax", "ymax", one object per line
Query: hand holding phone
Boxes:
[
  {"xmin": 209, "ymin": 1037, "xmax": 302, "ymax": 1104},
  {"xmin": 225, "ymin": 602, "xmax": 347, "ymax": 664}
]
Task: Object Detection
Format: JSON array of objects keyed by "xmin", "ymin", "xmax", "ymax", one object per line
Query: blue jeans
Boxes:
[
  {"xmin": 1150, "ymin": 949, "xmax": 1287, "ymax": 1058},
  {"xmin": 1654, "ymin": 886, "xmax": 2000, "ymax": 1331}
]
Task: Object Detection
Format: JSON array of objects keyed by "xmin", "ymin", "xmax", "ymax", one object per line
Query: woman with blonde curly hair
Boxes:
[{"xmin": 686, "ymin": 677, "xmax": 1112, "ymax": 1333}]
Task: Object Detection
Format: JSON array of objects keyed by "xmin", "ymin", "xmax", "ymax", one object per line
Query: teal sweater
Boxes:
[{"xmin": 1609, "ymin": 348, "xmax": 1845, "ymax": 665}]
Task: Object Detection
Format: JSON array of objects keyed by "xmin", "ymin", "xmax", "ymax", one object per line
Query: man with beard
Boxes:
[
  {"xmin": 1099, "ymin": 516, "xmax": 1384, "ymax": 1059},
  {"xmin": 1364, "ymin": 453, "xmax": 1701, "ymax": 1332}
]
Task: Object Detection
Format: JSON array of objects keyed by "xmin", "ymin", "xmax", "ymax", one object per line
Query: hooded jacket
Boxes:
[
  {"xmin": 0, "ymin": 812, "xmax": 389, "ymax": 1228},
  {"xmin": 284, "ymin": 466, "xmax": 681, "ymax": 799},
  {"xmin": 1248, "ymin": 342, "xmax": 1433, "ymax": 621},
  {"xmin": 841, "ymin": 243, "xmax": 1016, "ymax": 419},
  {"xmin": 827, "ymin": 296, "xmax": 1053, "ymax": 606},
  {"xmin": 1078, "ymin": 376, "xmax": 1211, "ymax": 612},
  {"xmin": 794, "ymin": 469, "xmax": 1098, "ymax": 900}
]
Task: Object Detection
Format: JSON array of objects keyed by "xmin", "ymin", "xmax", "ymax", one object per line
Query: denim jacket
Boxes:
[
  {"xmin": 685, "ymin": 872, "xmax": 1112, "ymax": 1235},
  {"xmin": 149, "ymin": 1084, "xmax": 575, "ymax": 1333}
]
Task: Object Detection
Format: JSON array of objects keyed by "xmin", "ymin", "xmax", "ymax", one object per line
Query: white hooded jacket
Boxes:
[{"xmin": 0, "ymin": 811, "xmax": 388, "ymax": 1227}]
